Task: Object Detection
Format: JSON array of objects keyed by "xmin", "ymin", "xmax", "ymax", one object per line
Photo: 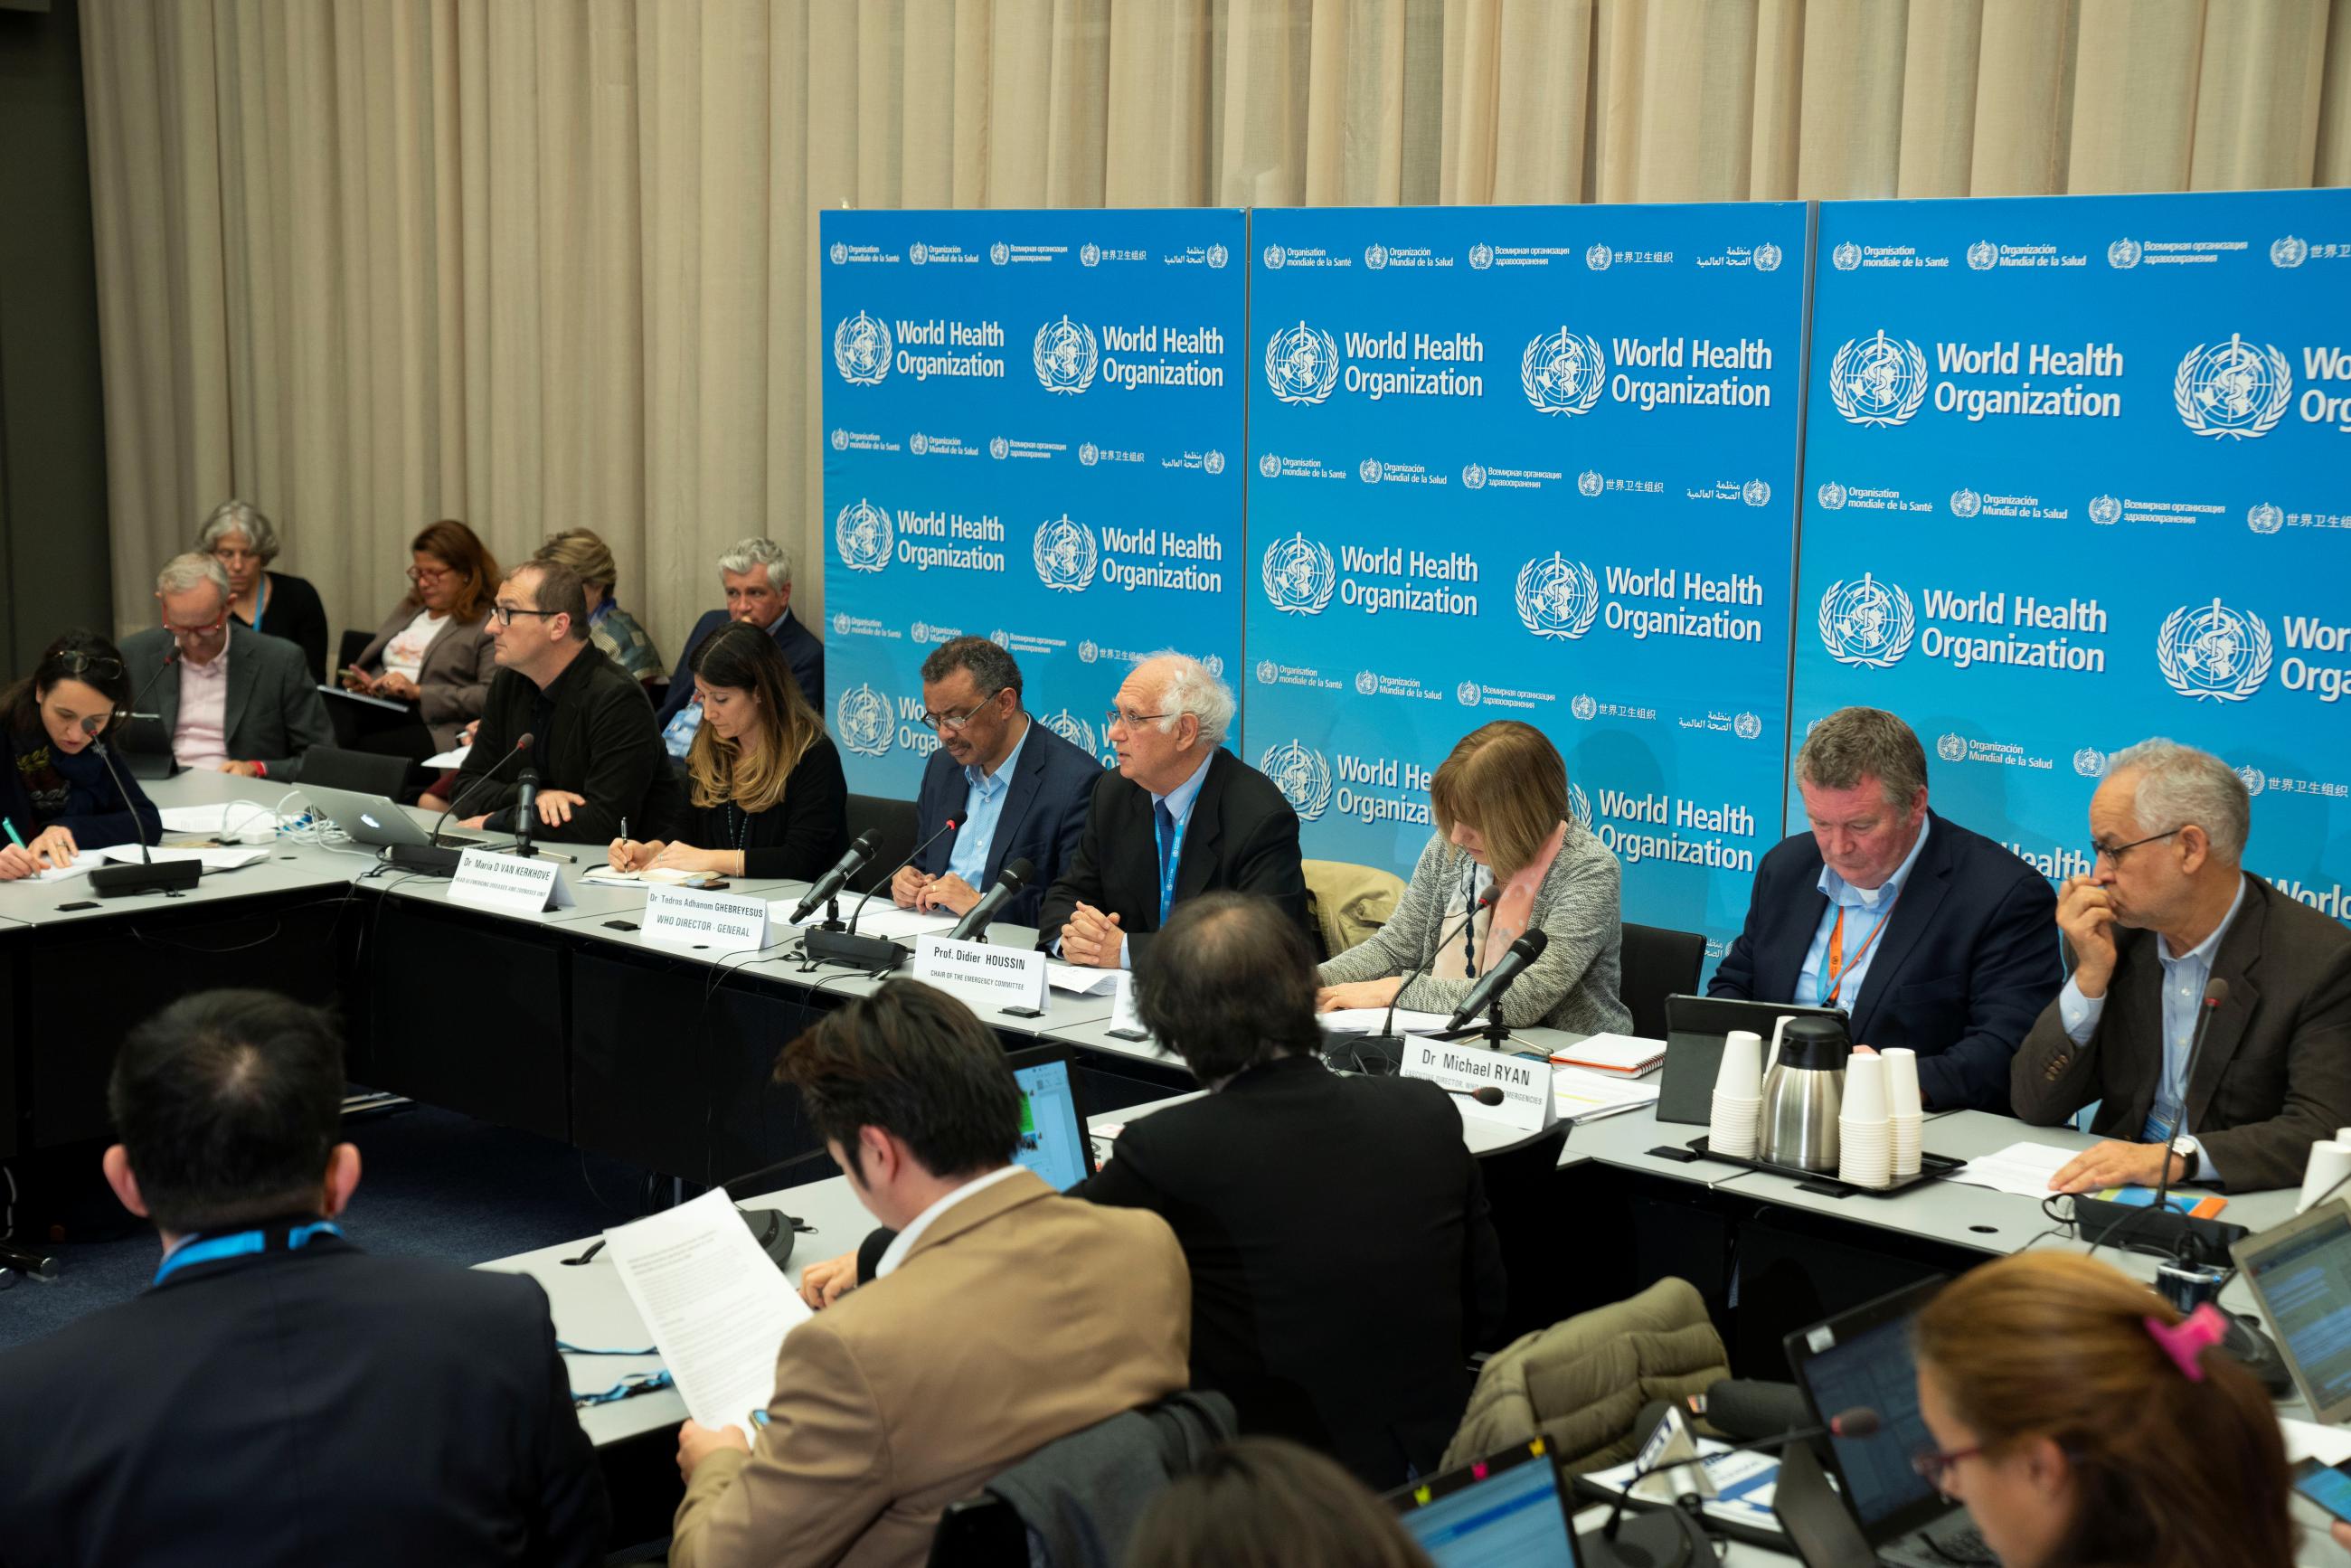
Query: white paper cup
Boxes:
[
  {"xmin": 1842, "ymin": 1054, "xmax": 1888, "ymax": 1121},
  {"xmin": 2301, "ymin": 1140, "xmax": 2351, "ymax": 1213},
  {"xmin": 1770, "ymin": 1014, "xmax": 1796, "ymax": 1062},
  {"xmin": 1716, "ymin": 1030, "xmax": 1765, "ymax": 1098},
  {"xmin": 1883, "ymin": 1049, "xmax": 1922, "ymax": 1116}
]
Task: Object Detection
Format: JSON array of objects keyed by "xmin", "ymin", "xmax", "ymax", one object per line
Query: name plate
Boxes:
[
  {"xmin": 1400, "ymin": 1037, "xmax": 1558, "ymax": 1133},
  {"xmin": 643, "ymin": 885, "xmax": 771, "ymax": 952},
  {"xmin": 1109, "ymin": 971, "xmax": 1147, "ymax": 1036},
  {"xmin": 913, "ymin": 935, "xmax": 1050, "ymax": 1015},
  {"xmin": 448, "ymin": 847, "xmax": 576, "ymax": 915}
]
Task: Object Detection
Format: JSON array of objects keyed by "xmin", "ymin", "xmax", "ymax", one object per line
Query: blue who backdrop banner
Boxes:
[
  {"xmin": 1794, "ymin": 189, "xmax": 2351, "ymax": 924},
  {"xmin": 1242, "ymin": 204, "xmax": 1812, "ymax": 968},
  {"xmin": 819, "ymin": 210, "xmax": 1248, "ymax": 797}
]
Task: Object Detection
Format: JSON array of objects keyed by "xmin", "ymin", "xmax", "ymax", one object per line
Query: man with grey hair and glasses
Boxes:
[
  {"xmin": 2015, "ymin": 738, "xmax": 2351, "ymax": 1195},
  {"xmin": 119, "ymin": 553, "xmax": 332, "ymax": 782},
  {"xmin": 1711, "ymin": 706, "xmax": 2062, "ymax": 1110},
  {"xmin": 653, "ymin": 537, "xmax": 824, "ymax": 755},
  {"xmin": 1036, "ymin": 651, "xmax": 1308, "ymax": 970}
]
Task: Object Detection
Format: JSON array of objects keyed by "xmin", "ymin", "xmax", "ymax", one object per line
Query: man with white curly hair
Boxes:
[
  {"xmin": 1037, "ymin": 651, "xmax": 1307, "ymax": 970},
  {"xmin": 2016, "ymin": 737, "xmax": 2351, "ymax": 1194}
]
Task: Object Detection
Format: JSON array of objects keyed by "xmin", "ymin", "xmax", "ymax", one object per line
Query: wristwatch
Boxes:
[{"xmin": 2169, "ymin": 1134, "xmax": 2202, "ymax": 1183}]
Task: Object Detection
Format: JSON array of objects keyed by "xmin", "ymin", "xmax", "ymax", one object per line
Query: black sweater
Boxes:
[
  {"xmin": 673, "ymin": 733, "xmax": 849, "ymax": 880},
  {"xmin": 458, "ymin": 650, "xmax": 682, "ymax": 845},
  {"xmin": 232, "ymin": 571, "xmax": 332, "ymax": 686}
]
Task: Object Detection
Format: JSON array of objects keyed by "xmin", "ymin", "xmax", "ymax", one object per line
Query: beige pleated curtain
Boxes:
[{"xmin": 78, "ymin": 0, "xmax": 2351, "ymax": 657}]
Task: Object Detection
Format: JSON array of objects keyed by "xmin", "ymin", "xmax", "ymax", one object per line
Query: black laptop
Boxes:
[{"xmin": 1656, "ymin": 994, "xmax": 1848, "ymax": 1126}]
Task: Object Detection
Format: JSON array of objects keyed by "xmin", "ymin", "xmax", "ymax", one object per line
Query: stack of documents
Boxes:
[
  {"xmin": 1548, "ymin": 1033, "xmax": 1668, "ymax": 1076},
  {"xmin": 1316, "ymin": 1007, "xmax": 1454, "ymax": 1035}
]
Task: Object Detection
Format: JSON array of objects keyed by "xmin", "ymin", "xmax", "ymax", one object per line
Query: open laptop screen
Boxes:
[
  {"xmin": 2237, "ymin": 1203, "xmax": 2351, "ymax": 1421},
  {"xmin": 1785, "ymin": 1278, "xmax": 1947, "ymax": 1543},
  {"xmin": 1391, "ymin": 1438, "xmax": 1579, "ymax": 1567},
  {"xmin": 1006, "ymin": 1050, "xmax": 1092, "ymax": 1192}
]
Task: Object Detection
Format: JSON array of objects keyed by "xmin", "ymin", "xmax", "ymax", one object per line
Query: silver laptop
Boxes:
[
  {"xmin": 295, "ymin": 783, "xmax": 482, "ymax": 852},
  {"xmin": 2233, "ymin": 1198, "xmax": 2351, "ymax": 1425}
]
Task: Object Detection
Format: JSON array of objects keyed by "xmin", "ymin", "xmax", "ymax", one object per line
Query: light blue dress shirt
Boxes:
[
  {"xmin": 1794, "ymin": 816, "xmax": 1933, "ymax": 1014},
  {"xmin": 946, "ymin": 721, "xmax": 1032, "ymax": 888},
  {"xmin": 2057, "ymin": 874, "xmax": 2246, "ymax": 1185}
]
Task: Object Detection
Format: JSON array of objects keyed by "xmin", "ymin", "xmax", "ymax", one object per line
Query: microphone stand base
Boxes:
[
  {"xmin": 1327, "ymin": 1034, "xmax": 1409, "ymax": 1075},
  {"xmin": 1578, "ymin": 1504, "xmax": 1707, "ymax": 1568},
  {"xmin": 383, "ymin": 844, "xmax": 465, "ymax": 876},
  {"xmin": 801, "ymin": 928, "xmax": 909, "ymax": 971},
  {"xmin": 2071, "ymin": 1196, "xmax": 2247, "ymax": 1260},
  {"xmin": 90, "ymin": 858, "xmax": 203, "ymax": 898}
]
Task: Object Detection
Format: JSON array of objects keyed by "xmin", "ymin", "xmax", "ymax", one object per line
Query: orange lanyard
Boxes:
[{"xmin": 1821, "ymin": 891, "xmax": 1900, "ymax": 1006}]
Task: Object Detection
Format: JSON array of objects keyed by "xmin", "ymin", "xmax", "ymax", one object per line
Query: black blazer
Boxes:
[
  {"xmin": 675, "ymin": 732, "xmax": 851, "ymax": 880},
  {"xmin": 232, "ymin": 570, "xmax": 332, "ymax": 685},
  {"xmin": 1087, "ymin": 1058, "xmax": 1505, "ymax": 1487},
  {"xmin": 0, "ymin": 1231, "xmax": 607, "ymax": 1567},
  {"xmin": 1709, "ymin": 809, "xmax": 2063, "ymax": 1112},
  {"xmin": 911, "ymin": 716, "xmax": 1100, "ymax": 928},
  {"xmin": 1034, "ymin": 747, "xmax": 1308, "ymax": 966},
  {"xmin": 655, "ymin": 608, "xmax": 826, "ymax": 729},
  {"xmin": 459, "ymin": 650, "xmax": 684, "ymax": 844}
]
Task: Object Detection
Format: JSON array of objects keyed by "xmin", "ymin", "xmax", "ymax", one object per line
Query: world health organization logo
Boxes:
[
  {"xmin": 987, "ymin": 628, "xmax": 1009, "ymax": 647},
  {"xmin": 910, "ymin": 621, "xmax": 931, "ymax": 646},
  {"xmin": 1259, "ymin": 451, "xmax": 1281, "ymax": 479},
  {"xmin": 2248, "ymin": 501, "xmax": 2283, "ymax": 534},
  {"xmin": 1817, "ymin": 481, "xmax": 1848, "ymax": 510},
  {"xmin": 909, "ymin": 243, "xmax": 928, "ymax": 266},
  {"xmin": 1458, "ymin": 683, "xmax": 1481, "ymax": 707},
  {"xmin": 908, "ymin": 432, "xmax": 929, "ymax": 456},
  {"xmin": 1570, "ymin": 782, "xmax": 1592, "ymax": 831},
  {"xmin": 1742, "ymin": 479, "xmax": 1770, "ymax": 507},
  {"xmin": 1205, "ymin": 243, "xmax": 1229, "ymax": 269},
  {"xmin": 1936, "ymin": 732, "xmax": 1969, "ymax": 763},
  {"xmin": 2238, "ymin": 765, "xmax": 2268, "ymax": 798},
  {"xmin": 2089, "ymin": 495, "xmax": 2122, "ymax": 525},
  {"xmin": 1359, "ymin": 459, "xmax": 1382, "ymax": 485},
  {"xmin": 830, "ymin": 612, "xmax": 851, "ymax": 637},
  {"xmin": 2072, "ymin": 748, "xmax": 2106, "ymax": 778},
  {"xmin": 1734, "ymin": 712, "xmax": 1763, "ymax": 741},
  {"xmin": 1515, "ymin": 553, "xmax": 1600, "ymax": 641},
  {"xmin": 1078, "ymin": 641, "xmax": 1100, "ymax": 664},
  {"xmin": 1260, "ymin": 741, "xmax": 1334, "ymax": 823},
  {"xmin": 1204, "ymin": 449, "xmax": 1226, "ymax": 476},
  {"xmin": 1818, "ymin": 573, "xmax": 1917, "ymax": 668},
  {"xmin": 989, "ymin": 435, "xmax": 1009, "ymax": 459},
  {"xmin": 1079, "ymin": 443, "xmax": 1099, "ymax": 466},
  {"xmin": 830, "ymin": 428, "xmax": 850, "ymax": 451},
  {"xmin": 1364, "ymin": 243, "xmax": 1388, "ymax": 269},
  {"xmin": 1468, "ymin": 242, "xmax": 1494, "ymax": 270},
  {"xmin": 2271, "ymin": 236, "xmax": 2309, "ymax": 269},
  {"xmin": 1265, "ymin": 321, "xmax": 1341, "ymax": 405},
  {"xmin": 1354, "ymin": 670, "xmax": 1379, "ymax": 696},
  {"xmin": 1572, "ymin": 694, "xmax": 1597, "ymax": 721},
  {"xmin": 1830, "ymin": 331, "xmax": 1928, "ymax": 428},
  {"xmin": 828, "ymin": 241, "xmax": 847, "ymax": 265},
  {"xmin": 1950, "ymin": 488, "xmax": 1982, "ymax": 520},
  {"xmin": 2157, "ymin": 599, "xmax": 2272, "ymax": 703},
  {"xmin": 836, "ymin": 684, "xmax": 893, "ymax": 759},
  {"xmin": 1260, "ymin": 533, "xmax": 1337, "ymax": 616},
  {"xmin": 1462, "ymin": 463, "xmax": 1487, "ymax": 490},
  {"xmin": 2176, "ymin": 335, "xmax": 2292, "ymax": 439},
  {"xmin": 1522, "ymin": 329, "xmax": 1607, "ymax": 417},
  {"xmin": 833, "ymin": 310, "xmax": 892, "ymax": 385},
  {"xmin": 1034, "ymin": 316, "xmax": 1100, "ymax": 394},
  {"xmin": 1584, "ymin": 244, "xmax": 1612, "ymax": 271},
  {"xmin": 835, "ymin": 498, "xmax": 893, "ymax": 573},
  {"xmin": 1966, "ymin": 240, "xmax": 1997, "ymax": 271},
  {"xmin": 1033, "ymin": 515, "xmax": 1100, "ymax": 593},
  {"xmin": 1262, "ymin": 244, "xmax": 1286, "ymax": 269},
  {"xmin": 1080, "ymin": 241, "xmax": 1100, "ymax": 268},
  {"xmin": 1752, "ymin": 241, "xmax": 1783, "ymax": 272},
  {"xmin": 2107, "ymin": 238, "xmax": 2142, "ymax": 269},
  {"xmin": 1579, "ymin": 470, "xmax": 1604, "ymax": 497},
  {"xmin": 1832, "ymin": 241, "xmax": 1862, "ymax": 271},
  {"xmin": 989, "ymin": 241, "xmax": 1009, "ymax": 265},
  {"xmin": 1254, "ymin": 659, "xmax": 1278, "ymax": 686},
  {"xmin": 1043, "ymin": 709, "xmax": 1097, "ymax": 760}
]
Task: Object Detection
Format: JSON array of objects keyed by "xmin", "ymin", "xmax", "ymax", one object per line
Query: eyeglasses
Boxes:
[
  {"xmin": 168, "ymin": 613, "xmax": 230, "ymax": 638},
  {"xmin": 921, "ymin": 687, "xmax": 1008, "ymax": 732},
  {"xmin": 407, "ymin": 564, "xmax": 455, "ymax": 584},
  {"xmin": 1910, "ymin": 1443, "xmax": 1984, "ymax": 1493},
  {"xmin": 54, "ymin": 652, "xmax": 123, "ymax": 681},
  {"xmin": 1105, "ymin": 707, "xmax": 1172, "ymax": 730},
  {"xmin": 489, "ymin": 603, "xmax": 560, "ymax": 628},
  {"xmin": 2091, "ymin": 828, "xmax": 2179, "ymax": 867}
]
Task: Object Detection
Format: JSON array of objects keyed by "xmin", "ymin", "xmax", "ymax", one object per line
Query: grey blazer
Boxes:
[
  {"xmin": 1320, "ymin": 827, "xmax": 1634, "ymax": 1035},
  {"xmin": 118, "ymin": 623, "xmax": 333, "ymax": 780},
  {"xmin": 2012, "ymin": 871, "xmax": 2351, "ymax": 1193},
  {"xmin": 355, "ymin": 601, "xmax": 496, "ymax": 751}
]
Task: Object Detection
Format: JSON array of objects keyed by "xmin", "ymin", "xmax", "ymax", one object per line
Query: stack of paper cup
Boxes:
[
  {"xmin": 1837, "ymin": 1053, "xmax": 1893, "ymax": 1187},
  {"xmin": 1709, "ymin": 1029, "xmax": 1766, "ymax": 1158},
  {"xmin": 2299, "ymin": 1136, "xmax": 2351, "ymax": 1213},
  {"xmin": 1884, "ymin": 1048, "xmax": 1924, "ymax": 1177}
]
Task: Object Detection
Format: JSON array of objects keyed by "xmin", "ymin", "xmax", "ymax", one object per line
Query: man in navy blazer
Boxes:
[
  {"xmin": 1709, "ymin": 707, "xmax": 2062, "ymax": 1111},
  {"xmin": 892, "ymin": 637, "xmax": 1100, "ymax": 930},
  {"xmin": 654, "ymin": 537, "xmax": 825, "ymax": 752}
]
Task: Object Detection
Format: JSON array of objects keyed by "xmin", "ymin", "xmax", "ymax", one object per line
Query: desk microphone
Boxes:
[
  {"xmin": 2087, "ymin": 977, "xmax": 2226, "ymax": 1261},
  {"xmin": 1446, "ymin": 1085, "xmax": 1506, "ymax": 1106},
  {"xmin": 788, "ymin": 831, "xmax": 878, "ymax": 925},
  {"xmin": 1587, "ymin": 1403, "xmax": 1880, "ymax": 1568},
  {"xmin": 387, "ymin": 733, "xmax": 533, "ymax": 874},
  {"xmin": 806, "ymin": 818, "xmax": 963, "ymax": 970},
  {"xmin": 512, "ymin": 768, "xmax": 540, "ymax": 859},
  {"xmin": 430, "ymin": 733, "xmax": 535, "ymax": 840},
  {"xmin": 1445, "ymin": 928, "xmax": 1550, "ymax": 1034},
  {"xmin": 949, "ymin": 857, "xmax": 1035, "ymax": 941},
  {"xmin": 81, "ymin": 715, "xmax": 197, "ymax": 897},
  {"xmin": 1342, "ymin": 874, "xmax": 1497, "ymax": 1074}
]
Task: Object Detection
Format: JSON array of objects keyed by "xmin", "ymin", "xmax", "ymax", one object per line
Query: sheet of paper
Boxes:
[
  {"xmin": 20, "ymin": 865, "xmax": 88, "ymax": 883},
  {"xmin": 599, "ymin": 1188, "xmax": 812, "ymax": 1432},
  {"xmin": 1046, "ymin": 960, "xmax": 1121, "ymax": 996},
  {"xmin": 1582, "ymin": 1440, "xmax": 1784, "ymax": 1533},
  {"xmin": 1950, "ymin": 1140, "xmax": 2079, "ymax": 1198},
  {"xmin": 1316, "ymin": 1006, "xmax": 1454, "ymax": 1035},
  {"xmin": 1551, "ymin": 1065, "xmax": 1664, "ymax": 1123},
  {"xmin": 158, "ymin": 802, "xmax": 279, "ymax": 836},
  {"xmin": 423, "ymin": 742, "xmax": 474, "ymax": 769},
  {"xmin": 581, "ymin": 865, "xmax": 697, "ymax": 886},
  {"xmin": 850, "ymin": 905, "xmax": 961, "ymax": 941},
  {"xmin": 2283, "ymin": 1417, "xmax": 2351, "ymax": 1466},
  {"xmin": 95, "ymin": 845, "xmax": 268, "ymax": 872}
]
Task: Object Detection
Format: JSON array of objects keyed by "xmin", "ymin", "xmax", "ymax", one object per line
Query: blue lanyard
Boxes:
[
  {"xmin": 154, "ymin": 1220, "xmax": 341, "ymax": 1286},
  {"xmin": 250, "ymin": 575, "xmax": 269, "ymax": 633},
  {"xmin": 1156, "ymin": 810, "xmax": 1186, "ymax": 925}
]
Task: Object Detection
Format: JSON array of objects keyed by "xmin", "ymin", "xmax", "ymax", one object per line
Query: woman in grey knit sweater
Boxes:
[{"xmin": 1317, "ymin": 721, "xmax": 1632, "ymax": 1035}]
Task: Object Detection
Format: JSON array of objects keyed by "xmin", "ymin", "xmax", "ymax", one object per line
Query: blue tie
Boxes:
[{"xmin": 1155, "ymin": 799, "xmax": 1177, "ymax": 923}]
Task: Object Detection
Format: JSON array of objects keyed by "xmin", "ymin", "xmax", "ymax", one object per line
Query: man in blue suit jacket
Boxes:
[
  {"xmin": 653, "ymin": 537, "xmax": 825, "ymax": 753},
  {"xmin": 891, "ymin": 637, "xmax": 1098, "ymax": 930},
  {"xmin": 1709, "ymin": 707, "xmax": 2062, "ymax": 1111}
]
